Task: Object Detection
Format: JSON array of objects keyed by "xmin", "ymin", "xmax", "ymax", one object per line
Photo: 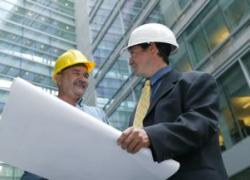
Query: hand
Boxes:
[{"xmin": 117, "ymin": 127, "xmax": 150, "ymax": 154}]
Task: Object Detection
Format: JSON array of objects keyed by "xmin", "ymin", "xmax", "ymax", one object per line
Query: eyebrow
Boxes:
[
  {"xmin": 72, "ymin": 69, "xmax": 89, "ymax": 77},
  {"xmin": 72, "ymin": 68, "xmax": 87, "ymax": 72}
]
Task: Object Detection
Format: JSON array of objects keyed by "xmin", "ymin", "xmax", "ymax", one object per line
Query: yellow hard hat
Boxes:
[{"xmin": 52, "ymin": 49, "xmax": 96, "ymax": 80}]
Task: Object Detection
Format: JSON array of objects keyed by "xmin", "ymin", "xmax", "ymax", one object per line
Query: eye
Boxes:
[{"xmin": 83, "ymin": 73, "xmax": 89, "ymax": 79}]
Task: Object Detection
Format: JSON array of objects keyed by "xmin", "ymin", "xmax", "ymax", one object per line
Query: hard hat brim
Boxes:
[{"xmin": 121, "ymin": 42, "xmax": 178, "ymax": 55}]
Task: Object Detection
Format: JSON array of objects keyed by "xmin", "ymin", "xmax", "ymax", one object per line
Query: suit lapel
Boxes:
[{"xmin": 146, "ymin": 70, "xmax": 181, "ymax": 115}]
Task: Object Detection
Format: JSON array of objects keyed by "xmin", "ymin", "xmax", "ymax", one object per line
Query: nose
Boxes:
[
  {"xmin": 76, "ymin": 76, "xmax": 88, "ymax": 87},
  {"xmin": 76, "ymin": 74, "xmax": 88, "ymax": 82},
  {"xmin": 81, "ymin": 76, "xmax": 88, "ymax": 81}
]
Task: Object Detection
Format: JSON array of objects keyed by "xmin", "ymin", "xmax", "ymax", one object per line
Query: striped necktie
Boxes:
[{"xmin": 133, "ymin": 80, "xmax": 151, "ymax": 128}]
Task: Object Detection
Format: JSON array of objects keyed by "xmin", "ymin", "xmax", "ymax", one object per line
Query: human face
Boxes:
[
  {"xmin": 56, "ymin": 65, "xmax": 89, "ymax": 100},
  {"xmin": 128, "ymin": 45, "xmax": 153, "ymax": 77}
]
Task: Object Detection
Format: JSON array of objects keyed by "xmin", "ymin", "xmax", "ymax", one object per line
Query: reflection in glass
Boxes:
[
  {"xmin": 159, "ymin": 0, "xmax": 191, "ymax": 27},
  {"xmin": 170, "ymin": 39, "xmax": 192, "ymax": 72},
  {"xmin": 220, "ymin": 0, "xmax": 250, "ymax": 30},
  {"xmin": 144, "ymin": 3, "xmax": 164, "ymax": 24},
  {"xmin": 96, "ymin": 55, "xmax": 130, "ymax": 104},
  {"xmin": 93, "ymin": 0, "xmax": 149, "ymax": 72},
  {"xmin": 108, "ymin": 80, "xmax": 143, "ymax": 130},
  {"xmin": 204, "ymin": 10, "xmax": 230, "ymax": 49},
  {"xmin": 0, "ymin": 162, "xmax": 25, "ymax": 179},
  {"xmin": 90, "ymin": 0, "xmax": 119, "ymax": 40},
  {"xmin": 218, "ymin": 62, "xmax": 250, "ymax": 148},
  {"xmin": 242, "ymin": 51, "xmax": 250, "ymax": 75},
  {"xmin": 189, "ymin": 28, "xmax": 209, "ymax": 64}
]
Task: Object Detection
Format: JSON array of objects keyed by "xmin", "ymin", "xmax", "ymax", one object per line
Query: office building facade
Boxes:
[{"xmin": 0, "ymin": 0, "xmax": 249, "ymax": 179}]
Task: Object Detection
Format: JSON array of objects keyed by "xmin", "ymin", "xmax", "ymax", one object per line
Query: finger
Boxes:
[
  {"xmin": 121, "ymin": 128, "xmax": 139, "ymax": 150},
  {"xmin": 117, "ymin": 127, "xmax": 133, "ymax": 145},
  {"xmin": 131, "ymin": 143, "xmax": 144, "ymax": 154},
  {"xmin": 128, "ymin": 129, "xmax": 150, "ymax": 153},
  {"xmin": 126, "ymin": 138, "xmax": 139, "ymax": 153}
]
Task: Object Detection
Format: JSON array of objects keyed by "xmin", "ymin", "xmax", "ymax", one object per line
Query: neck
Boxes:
[{"xmin": 148, "ymin": 61, "xmax": 167, "ymax": 77}]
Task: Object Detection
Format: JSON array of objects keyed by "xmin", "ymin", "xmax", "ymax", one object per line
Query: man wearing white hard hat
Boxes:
[
  {"xmin": 117, "ymin": 23, "xmax": 228, "ymax": 180},
  {"xmin": 21, "ymin": 49, "xmax": 108, "ymax": 180}
]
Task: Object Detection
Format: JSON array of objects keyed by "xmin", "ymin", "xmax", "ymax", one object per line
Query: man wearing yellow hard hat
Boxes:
[{"xmin": 21, "ymin": 49, "xmax": 108, "ymax": 180}]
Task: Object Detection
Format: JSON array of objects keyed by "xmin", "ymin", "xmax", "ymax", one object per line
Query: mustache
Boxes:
[{"xmin": 73, "ymin": 79, "xmax": 87, "ymax": 88}]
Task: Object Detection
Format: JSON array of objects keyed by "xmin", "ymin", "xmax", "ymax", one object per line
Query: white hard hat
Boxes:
[{"xmin": 126, "ymin": 23, "xmax": 179, "ymax": 53}]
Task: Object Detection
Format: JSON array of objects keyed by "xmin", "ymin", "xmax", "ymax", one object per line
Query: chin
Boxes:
[
  {"xmin": 74, "ymin": 89, "xmax": 85, "ymax": 97},
  {"xmin": 135, "ymin": 71, "xmax": 144, "ymax": 77}
]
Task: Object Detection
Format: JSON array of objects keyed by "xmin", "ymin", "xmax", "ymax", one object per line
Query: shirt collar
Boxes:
[
  {"xmin": 76, "ymin": 98, "xmax": 83, "ymax": 107},
  {"xmin": 150, "ymin": 66, "xmax": 172, "ymax": 86}
]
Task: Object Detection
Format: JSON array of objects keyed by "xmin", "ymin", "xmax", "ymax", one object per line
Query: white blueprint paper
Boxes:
[{"xmin": 0, "ymin": 78, "xmax": 179, "ymax": 180}]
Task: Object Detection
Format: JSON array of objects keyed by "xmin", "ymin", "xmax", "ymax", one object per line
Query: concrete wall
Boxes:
[{"xmin": 74, "ymin": 0, "xmax": 97, "ymax": 106}]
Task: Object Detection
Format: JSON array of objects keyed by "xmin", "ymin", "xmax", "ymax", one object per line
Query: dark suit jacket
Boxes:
[
  {"xmin": 130, "ymin": 70, "xmax": 228, "ymax": 180},
  {"xmin": 21, "ymin": 171, "xmax": 47, "ymax": 180}
]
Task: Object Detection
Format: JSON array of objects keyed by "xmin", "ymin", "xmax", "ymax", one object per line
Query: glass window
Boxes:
[
  {"xmin": 50, "ymin": 38, "xmax": 75, "ymax": 50},
  {"xmin": 144, "ymin": 3, "xmax": 164, "ymax": 24},
  {"xmin": 220, "ymin": 0, "xmax": 250, "ymax": 30},
  {"xmin": 185, "ymin": 0, "xmax": 218, "ymax": 36},
  {"xmin": 87, "ymin": 0, "xmax": 98, "ymax": 14},
  {"xmin": 93, "ymin": 16, "xmax": 123, "ymax": 70},
  {"xmin": 96, "ymin": 55, "xmax": 131, "ymax": 107},
  {"xmin": 108, "ymin": 80, "xmax": 143, "ymax": 130},
  {"xmin": 121, "ymin": 0, "xmax": 148, "ymax": 32},
  {"xmin": 188, "ymin": 27, "xmax": 209, "ymax": 65},
  {"xmin": 96, "ymin": 77, "xmax": 123, "ymax": 99},
  {"xmin": 0, "ymin": 163, "xmax": 23, "ymax": 179},
  {"xmin": 0, "ymin": 52, "xmax": 21, "ymax": 67},
  {"xmin": 0, "ymin": 89, "xmax": 9, "ymax": 104},
  {"xmin": 23, "ymin": 29, "xmax": 50, "ymax": 44},
  {"xmin": 0, "ymin": 20, "xmax": 22, "ymax": 34},
  {"xmin": 203, "ymin": 9, "xmax": 230, "ymax": 49},
  {"xmin": 218, "ymin": 62, "xmax": 250, "ymax": 148},
  {"xmin": 21, "ymin": 60, "xmax": 50, "ymax": 76},
  {"xmin": 170, "ymin": 39, "xmax": 192, "ymax": 72},
  {"xmin": 172, "ymin": 56, "xmax": 192, "ymax": 72},
  {"xmin": 90, "ymin": 0, "xmax": 118, "ymax": 40},
  {"xmin": 108, "ymin": 108, "xmax": 131, "ymax": 131},
  {"xmin": 93, "ymin": 0, "xmax": 149, "ymax": 72},
  {"xmin": 177, "ymin": 0, "xmax": 190, "ymax": 9},
  {"xmin": 242, "ymin": 51, "xmax": 250, "ymax": 74},
  {"xmin": 159, "ymin": 0, "xmax": 191, "ymax": 27}
]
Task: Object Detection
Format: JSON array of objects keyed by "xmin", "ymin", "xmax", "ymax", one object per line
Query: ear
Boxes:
[
  {"xmin": 54, "ymin": 73, "xmax": 62, "ymax": 86},
  {"xmin": 149, "ymin": 43, "xmax": 158, "ymax": 56}
]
